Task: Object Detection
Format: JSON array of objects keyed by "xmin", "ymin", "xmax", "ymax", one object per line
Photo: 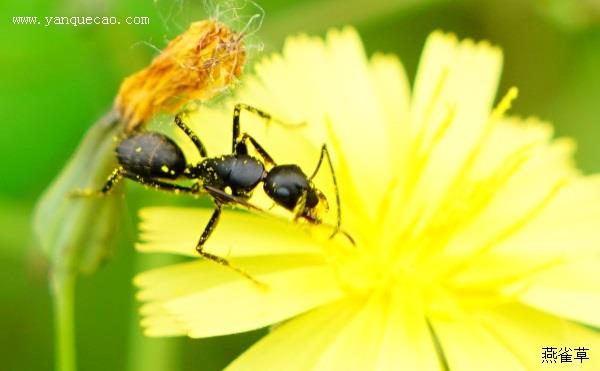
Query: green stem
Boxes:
[{"xmin": 51, "ymin": 270, "xmax": 77, "ymax": 371}]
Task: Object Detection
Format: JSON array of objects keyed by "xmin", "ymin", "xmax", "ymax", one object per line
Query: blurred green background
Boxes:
[{"xmin": 1, "ymin": 0, "xmax": 599, "ymax": 370}]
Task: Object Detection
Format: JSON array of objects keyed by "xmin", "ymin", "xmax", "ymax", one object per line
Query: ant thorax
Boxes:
[{"xmin": 196, "ymin": 154, "xmax": 265, "ymax": 197}]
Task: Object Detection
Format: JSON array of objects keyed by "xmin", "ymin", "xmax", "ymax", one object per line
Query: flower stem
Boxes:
[{"xmin": 51, "ymin": 270, "xmax": 77, "ymax": 371}]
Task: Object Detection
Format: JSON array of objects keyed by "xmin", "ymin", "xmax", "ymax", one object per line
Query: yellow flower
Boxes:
[{"xmin": 134, "ymin": 28, "xmax": 600, "ymax": 370}]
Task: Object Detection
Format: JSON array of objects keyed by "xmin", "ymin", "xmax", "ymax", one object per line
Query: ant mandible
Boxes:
[{"xmin": 73, "ymin": 104, "xmax": 352, "ymax": 286}]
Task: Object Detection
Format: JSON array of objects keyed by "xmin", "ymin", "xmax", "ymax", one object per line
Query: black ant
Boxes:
[{"xmin": 72, "ymin": 104, "xmax": 352, "ymax": 286}]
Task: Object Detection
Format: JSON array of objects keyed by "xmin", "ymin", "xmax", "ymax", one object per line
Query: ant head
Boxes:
[
  {"xmin": 263, "ymin": 165, "xmax": 329, "ymax": 223},
  {"xmin": 299, "ymin": 188, "xmax": 329, "ymax": 224}
]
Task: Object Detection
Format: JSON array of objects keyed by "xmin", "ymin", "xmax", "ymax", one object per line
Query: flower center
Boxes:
[{"xmin": 328, "ymin": 234, "xmax": 435, "ymax": 300}]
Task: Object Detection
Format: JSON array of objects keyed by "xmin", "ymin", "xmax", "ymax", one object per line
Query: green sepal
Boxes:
[{"xmin": 33, "ymin": 110, "xmax": 126, "ymax": 274}]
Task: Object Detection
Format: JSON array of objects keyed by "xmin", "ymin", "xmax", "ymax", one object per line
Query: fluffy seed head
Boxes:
[{"xmin": 115, "ymin": 20, "xmax": 246, "ymax": 131}]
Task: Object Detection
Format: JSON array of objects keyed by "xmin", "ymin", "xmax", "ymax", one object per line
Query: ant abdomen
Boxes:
[{"xmin": 116, "ymin": 132, "xmax": 186, "ymax": 179}]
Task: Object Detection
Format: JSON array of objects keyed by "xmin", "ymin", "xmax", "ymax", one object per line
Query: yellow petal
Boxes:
[
  {"xmin": 425, "ymin": 117, "xmax": 579, "ymax": 274},
  {"xmin": 478, "ymin": 303, "xmax": 600, "ymax": 369},
  {"xmin": 441, "ymin": 176, "xmax": 600, "ymax": 288},
  {"xmin": 447, "ymin": 178, "xmax": 600, "ymax": 291},
  {"xmin": 488, "ymin": 174, "xmax": 600, "ymax": 257},
  {"xmin": 229, "ymin": 288, "xmax": 441, "ymax": 371},
  {"xmin": 431, "ymin": 317, "xmax": 527, "ymax": 370},
  {"xmin": 225, "ymin": 300, "xmax": 359, "ymax": 371},
  {"xmin": 409, "ymin": 32, "xmax": 502, "ymax": 207},
  {"xmin": 137, "ymin": 311, "xmax": 187, "ymax": 337},
  {"xmin": 141, "ymin": 261, "xmax": 342, "ymax": 338},
  {"xmin": 368, "ymin": 53, "xmax": 411, "ymax": 165},
  {"xmin": 137, "ymin": 207, "xmax": 322, "ymax": 257},
  {"xmin": 447, "ymin": 251, "xmax": 561, "ymax": 291},
  {"xmin": 517, "ymin": 259, "xmax": 600, "ymax": 327},
  {"xmin": 375, "ymin": 287, "xmax": 443, "ymax": 371},
  {"xmin": 308, "ymin": 294, "xmax": 388, "ymax": 371},
  {"xmin": 317, "ymin": 28, "xmax": 394, "ymax": 221},
  {"xmin": 135, "ymin": 254, "xmax": 326, "ymax": 302},
  {"xmin": 380, "ymin": 32, "xmax": 503, "ymax": 242}
]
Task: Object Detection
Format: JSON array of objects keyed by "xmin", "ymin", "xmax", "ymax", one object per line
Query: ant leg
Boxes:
[
  {"xmin": 292, "ymin": 190, "xmax": 308, "ymax": 221},
  {"xmin": 238, "ymin": 133, "xmax": 276, "ymax": 167},
  {"xmin": 309, "ymin": 145, "xmax": 342, "ymax": 236},
  {"xmin": 232, "ymin": 103, "xmax": 303, "ymax": 153},
  {"xmin": 70, "ymin": 168, "xmax": 201, "ymax": 198},
  {"xmin": 291, "ymin": 187, "xmax": 354, "ymax": 245},
  {"xmin": 174, "ymin": 112, "xmax": 208, "ymax": 157},
  {"xmin": 195, "ymin": 205, "xmax": 265, "ymax": 288},
  {"xmin": 121, "ymin": 171, "xmax": 200, "ymax": 195},
  {"xmin": 69, "ymin": 167, "xmax": 124, "ymax": 197}
]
